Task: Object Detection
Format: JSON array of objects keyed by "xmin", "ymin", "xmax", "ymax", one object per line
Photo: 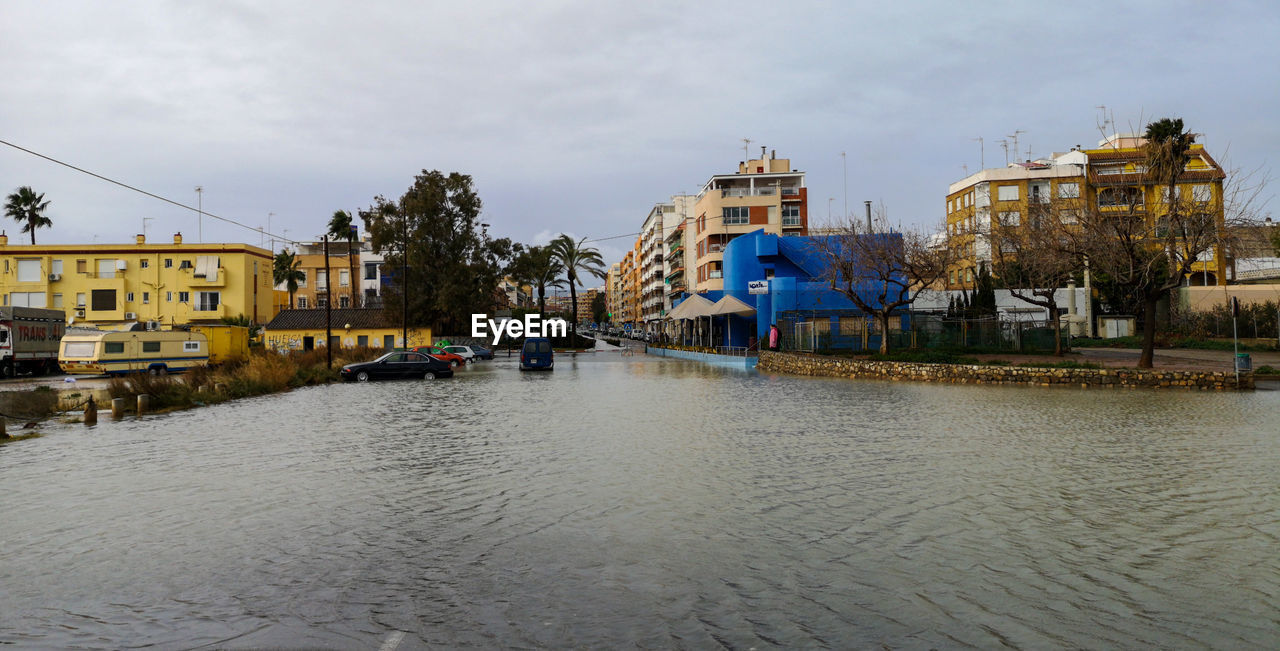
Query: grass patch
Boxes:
[
  {"xmin": 1255, "ymin": 365, "xmax": 1279, "ymax": 375},
  {"xmin": 1016, "ymin": 360, "xmax": 1103, "ymax": 370},
  {"xmin": 866, "ymin": 350, "xmax": 981, "ymax": 365}
]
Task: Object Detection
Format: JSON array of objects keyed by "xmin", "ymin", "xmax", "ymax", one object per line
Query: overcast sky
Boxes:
[{"xmin": 3, "ymin": 1, "xmax": 1277, "ymax": 270}]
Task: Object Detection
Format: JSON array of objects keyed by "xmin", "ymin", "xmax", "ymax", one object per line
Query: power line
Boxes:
[{"xmin": 0, "ymin": 138, "xmax": 297, "ymax": 246}]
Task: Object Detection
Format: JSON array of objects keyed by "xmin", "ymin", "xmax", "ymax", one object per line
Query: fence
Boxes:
[
  {"xmin": 777, "ymin": 310, "xmax": 1068, "ymax": 354},
  {"xmin": 1168, "ymin": 299, "xmax": 1280, "ymax": 342}
]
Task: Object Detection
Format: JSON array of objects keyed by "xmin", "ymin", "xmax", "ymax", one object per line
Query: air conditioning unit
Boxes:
[
  {"xmin": 124, "ymin": 312, "xmax": 137, "ymax": 320},
  {"xmin": 146, "ymin": 321, "xmax": 160, "ymax": 331},
  {"xmin": 48, "ymin": 273, "xmax": 61, "ymax": 281},
  {"xmin": 75, "ymin": 309, "xmax": 85, "ymax": 318}
]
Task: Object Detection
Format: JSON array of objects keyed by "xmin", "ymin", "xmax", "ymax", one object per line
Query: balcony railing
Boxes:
[
  {"xmin": 782, "ymin": 216, "xmax": 802, "ymax": 227},
  {"xmin": 722, "ymin": 187, "xmax": 776, "ymax": 198},
  {"xmin": 709, "ymin": 270, "xmax": 723, "ymax": 279}
]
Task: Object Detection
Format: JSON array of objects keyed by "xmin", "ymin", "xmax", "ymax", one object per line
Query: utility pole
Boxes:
[
  {"xmin": 194, "ymin": 186, "xmax": 203, "ymax": 242},
  {"xmin": 323, "ymin": 235, "xmax": 333, "ymax": 370},
  {"xmin": 841, "ymin": 151, "xmax": 847, "ymax": 220}
]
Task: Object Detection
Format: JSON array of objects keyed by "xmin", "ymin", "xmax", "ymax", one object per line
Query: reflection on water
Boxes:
[{"xmin": 1, "ymin": 355, "xmax": 1278, "ymax": 648}]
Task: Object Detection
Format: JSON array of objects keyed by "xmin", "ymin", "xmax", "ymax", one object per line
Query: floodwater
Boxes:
[{"xmin": 2, "ymin": 353, "xmax": 1278, "ymax": 649}]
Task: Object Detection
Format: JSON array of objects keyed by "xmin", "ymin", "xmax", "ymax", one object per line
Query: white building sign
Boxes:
[{"xmin": 748, "ymin": 280, "xmax": 769, "ymax": 295}]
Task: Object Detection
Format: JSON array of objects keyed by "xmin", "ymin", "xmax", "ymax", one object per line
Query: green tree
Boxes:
[
  {"xmin": 273, "ymin": 250, "xmax": 305, "ymax": 308},
  {"xmin": 359, "ymin": 170, "xmax": 515, "ymax": 334},
  {"xmin": 4, "ymin": 186, "xmax": 52, "ymax": 245},
  {"xmin": 508, "ymin": 245, "xmax": 564, "ymax": 318},
  {"xmin": 327, "ymin": 209, "xmax": 359, "ymax": 308},
  {"xmin": 548, "ymin": 234, "xmax": 606, "ymax": 331},
  {"xmin": 591, "ymin": 291, "xmax": 607, "ymax": 325}
]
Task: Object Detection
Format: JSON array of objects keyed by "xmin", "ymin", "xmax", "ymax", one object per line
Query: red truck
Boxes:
[{"xmin": 0, "ymin": 306, "xmax": 66, "ymax": 377}]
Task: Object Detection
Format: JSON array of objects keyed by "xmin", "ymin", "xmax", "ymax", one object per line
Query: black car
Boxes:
[
  {"xmin": 465, "ymin": 344, "xmax": 494, "ymax": 360},
  {"xmin": 340, "ymin": 351, "xmax": 454, "ymax": 382}
]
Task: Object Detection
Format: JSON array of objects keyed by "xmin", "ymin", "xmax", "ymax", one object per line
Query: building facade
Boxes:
[
  {"xmin": 945, "ymin": 134, "xmax": 1228, "ymax": 290},
  {"xmin": 263, "ymin": 308, "xmax": 431, "ymax": 351},
  {"xmin": 0, "ymin": 232, "xmax": 275, "ymax": 325},
  {"xmin": 693, "ymin": 149, "xmax": 808, "ymax": 293}
]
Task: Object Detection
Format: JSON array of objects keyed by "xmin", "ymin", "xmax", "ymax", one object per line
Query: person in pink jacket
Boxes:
[{"xmin": 768, "ymin": 324, "xmax": 779, "ymax": 351}]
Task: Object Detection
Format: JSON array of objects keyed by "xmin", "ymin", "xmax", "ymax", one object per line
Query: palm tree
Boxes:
[
  {"xmin": 548, "ymin": 234, "xmax": 606, "ymax": 332},
  {"xmin": 273, "ymin": 250, "xmax": 305, "ymax": 309},
  {"xmin": 4, "ymin": 186, "xmax": 52, "ymax": 244},
  {"xmin": 1144, "ymin": 117, "xmax": 1196, "ymax": 214},
  {"xmin": 327, "ymin": 209, "xmax": 359, "ymax": 308},
  {"xmin": 510, "ymin": 245, "xmax": 564, "ymax": 318}
]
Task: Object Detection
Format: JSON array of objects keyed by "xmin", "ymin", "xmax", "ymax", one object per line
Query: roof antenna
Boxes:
[{"xmin": 742, "ymin": 137, "xmax": 752, "ymax": 164}]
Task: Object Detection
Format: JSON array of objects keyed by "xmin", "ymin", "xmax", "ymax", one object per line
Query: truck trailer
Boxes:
[{"xmin": 0, "ymin": 306, "xmax": 67, "ymax": 377}]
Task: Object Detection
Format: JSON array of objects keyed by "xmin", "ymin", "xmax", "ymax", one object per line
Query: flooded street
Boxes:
[{"xmin": 2, "ymin": 353, "xmax": 1278, "ymax": 648}]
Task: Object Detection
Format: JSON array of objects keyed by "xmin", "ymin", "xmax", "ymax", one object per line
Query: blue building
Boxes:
[{"xmin": 669, "ymin": 229, "xmax": 906, "ymax": 349}]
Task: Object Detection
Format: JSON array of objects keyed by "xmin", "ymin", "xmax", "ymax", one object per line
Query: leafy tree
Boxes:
[
  {"xmin": 548, "ymin": 234, "xmax": 606, "ymax": 331},
  {"xmin": 507, "ymin": 245, "xmax": 564, "ymax": 317},
  {"xmin": 327, "ymin": 209, "xmax": 359, "ymax": 308},
  {"xmin": 359, "ymin": 170, "xmax": 515, "ymax": 334},
  {"xmin": 591, "ymin": 291, "xmax": 607, "ymax": 324},
  {"xmin": 273, "ymin": 250, "xmax": 305, "ymax": 308},
  {"xmin": 990, "ymin": 198, "xmax": 1080, "ymax": 355},
  {"xmin": 811, "ymin": 208, "xmax": 952, "ymax": 354},
  {"xmin": 4, "ymin": 186, "xmax": 52, "ymax": 244}
]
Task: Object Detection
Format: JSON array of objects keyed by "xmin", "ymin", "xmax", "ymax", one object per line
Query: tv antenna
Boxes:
[
  {"xmin": 1007, "ymin": 130, "xmax": 1025, "ymax": 162},
  {"xmin": 742, "ymin": 138, "xmax": 752, "ymax": 163},
  {"xmin": 998, "ymin": 139, "xmax": 1010, "ymax": 166}
]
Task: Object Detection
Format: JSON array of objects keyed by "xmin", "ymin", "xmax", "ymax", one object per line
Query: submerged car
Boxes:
[
  {"xmin": 464, "ymin": 344, "xmax": 493, "ymax": 360},
  {"xmin": 520, "ymin": 337, "xmax": 553, "ymax": 371},
  {"xmin": 340, "ymin": 351, "xmax": 454, "ymax": 382},
  {"xmin": 441, "ymin": 345, "xmax": 476, "ymax": 363},
  {"xmin": 411, "ymin": 345, "xmax": 466, "ymax": 368}
]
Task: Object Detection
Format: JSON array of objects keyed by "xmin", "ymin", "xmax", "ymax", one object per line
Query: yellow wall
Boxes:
[
  {"xmin": 0, "ymin": 234, "xmax": 274, "ymax": 325},
  {"xmin": 263, "ymin": 326, "xmax": 432, "ymax": 352}
]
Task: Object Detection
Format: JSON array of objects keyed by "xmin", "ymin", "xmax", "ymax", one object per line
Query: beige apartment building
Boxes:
[{"xmin": 693, "ymin": 149, "xmax": 808, "ymax": 292}]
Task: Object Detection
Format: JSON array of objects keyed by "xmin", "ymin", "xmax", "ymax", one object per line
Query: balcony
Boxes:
[
  {"xmin": 722, "ymin": 187, "xmax": 776, "ymax": 198},
  {"xmin": 782, "ymin": 216, "xmax": 802, "ymax": 227},
  {"xmin": 709, "ymin": 270, "xmax": 723, "ymax": 280}
]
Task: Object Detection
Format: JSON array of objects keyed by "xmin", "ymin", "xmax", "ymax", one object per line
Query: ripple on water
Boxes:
[{"xmin": 1, "ymin": 356, "xmax": 1278, "ymax": 648}]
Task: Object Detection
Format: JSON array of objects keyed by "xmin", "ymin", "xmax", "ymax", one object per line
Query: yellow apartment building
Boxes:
[
  {"xmin": 0, "ymin": 232, "xmax": 275, "ymax": 325},
  {"xmin": 944, "ymin": 134, "xmax": 1227, "ymax": 290},
  {"xmin": 693, "ymin": 148, "xmax": 808, "ymax": 292},
  {"xmin": 286, "ymin": 240, "xmax": 361, "ymax": 310}
]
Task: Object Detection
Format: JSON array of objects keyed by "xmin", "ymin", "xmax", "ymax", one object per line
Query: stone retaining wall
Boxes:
[{"xmin": 756, "ymin": 351, "xmax": 1254, "ymax": 391}]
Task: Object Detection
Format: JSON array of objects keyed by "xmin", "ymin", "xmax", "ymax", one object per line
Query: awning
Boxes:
[
  {"xmin": 709, "ymin": 295, "xmax": 756, "ymax": 316},
  {"xmin": 665, "ymin": 294, "xmax": 715, "ymax": 320}
]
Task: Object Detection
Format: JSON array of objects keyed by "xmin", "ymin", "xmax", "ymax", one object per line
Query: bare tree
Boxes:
[
  {"xmin": 811, "ymin": 209, "xmax": 952, "ymax": 354},
  {"xmin": 989, "ymin": 195, "xmax": 1081, "ymax": 356},
  {"xmin": 1062, "ymin": 118, "xmax": 1239, "ymax": 368}
]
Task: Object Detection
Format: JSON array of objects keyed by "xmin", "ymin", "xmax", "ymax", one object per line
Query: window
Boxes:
[
  {"xmin": 950, "ymin": 270, "xmax": 957, "ymax": 284},
  {"xmin": 339, "ymin": 269, "xmax": 349, "ymax": 287},
  {"xmin": 966, "ymin": 269, "xmax": 973, "ymax": 282},
  {"xmin": 1061, "ymin": 210, "xmax": 1081, "ymax": 225},
  {"xmin": 62, "ymin": 341, "xmax": 94, "ymax": 358},
  {"xmin": 317, "ymin": 270, "xmax": 327, "ymax": 287},
  {"xmin": 357, "ymin": 335, "xmax": 368, "ymax": 347},
  {"xmin": 91, "ymin": 289, "xmax": 117, "ymax": 311},
  {"xmin": 10, "ymin": 292, "xmax": 47, "ymax": 307},
  {"xmin": 1058, "ymin": 182, "xmax": 1080, "ymax": 198},
  {"xmin": 126, "ymin": 292, "xmax": 134, "ymax": 302},
  {"xmin": 297, "ymin": 296, "xmax": 308, "ymax": 308},
  {"xmin": 999, "ymin": 211, "xmax": 1020, "ymax": 226},
  {"xmin": 142, "ymin": 292, "xmax": 149, "ymax": 304},
  {"xmin": 77, "ymin": 259, "xmax": 87, "ymax": 274},
  {"xmin": 364, "ymin": 263, "xmax": 378, "ymax": 280},
  {"xmin": 317, "ymin": 296, "xmax": 329, "ymax": 308},
  {"xmin": 298, "ymin": 271, "xmax": 307, "ymax": 288},
  {"xmin": 997, "ymin": 185, "xmax": 1019, "ymax": 201},
  {"xmin": 76, "ymin": 292, "xmax": 86, "ymax": 308},
  {"xmin": 178, "ymin": 291, "xmax": 190, "ymax": 303},
  {"xmin": 97, "ymin": 259, "xmax": 120, "ymax": 278},
  {"xmin": 166, "ymin": 291, "xmax": 173, "ymax": 302},
  {"xmin": 1098, "ymin": 187, "xmax": 1143, "ymax": 208},
  {"xmin": 722, "ymin": 206, "xmax": 749, "ymax": 225},
  {"xmin": 164, "ymin": 258, "xmax": 173, "ymax": 268},
  {"xmin": 140, "ymin": 259, "xmax": 149, "ymax": 269},
  {"xmin": 193, "ymin": 256, "xmax": 219, "ymax": 278},
  {"xmin": 384, "ymin": 335, "xmax": 395, "ymax": 348},
  {"xmin": 782, "ymin": 205, "xmax": 801, "ymax": 226},
  {"xmin": 183, "ymin": 341, "xmax": 201, "ymax": 352},
  {"xmin": 179, "ymin": 260, "xmax": 193, "ymax": 270},
  {"xmin": 50, "ymin": 259, "xmax": 63, "ymax": 275},
  {"xmin": 105, "ymin": 342, "xmax": 125, "ymax": 354},
  {"xmin": 1192, "ymin": 184, "xmax": 1212, "ymax": 203},
  {"xmin": 195, "ymin": 291, "xmax": 219, "ymax": 311},
  {"xmin": 52, "ymin": 293, "xmax": 63, "ymax": 308},
  {"xmin": 143, "ymin": 341, "xmax": 161, "ymax": 353},
  {"xmin": 16, "ymin": 259, "xmax": 41, "ymax": 283},
  {"xmin": 339, "ymin": 296, "xmax": 350, "ymax": 308}
]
